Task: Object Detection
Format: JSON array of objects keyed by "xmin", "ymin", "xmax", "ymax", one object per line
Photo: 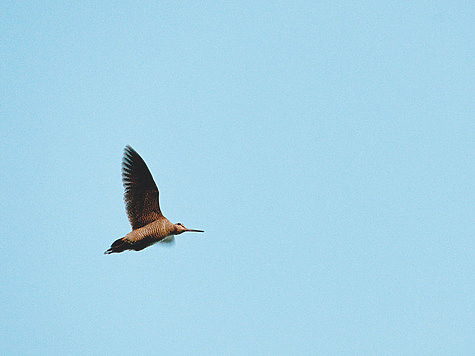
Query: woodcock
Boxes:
[{"xmin": 105, "ymin": 146, "xmax": 204, "ymax": 254}]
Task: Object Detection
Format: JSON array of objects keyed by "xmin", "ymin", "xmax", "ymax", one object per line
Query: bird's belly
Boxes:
[{"xmin": 125, "ymin": 232, "xmax": 173, "ymax": 251}]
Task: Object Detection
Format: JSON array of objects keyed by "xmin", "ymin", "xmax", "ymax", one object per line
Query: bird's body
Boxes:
[
  {"xmin": 105, "ymin": 146, "xmax": 203, "ymax": 254},
  {"xmin": 117, "ymin": 217, "xmax": 177, "ymax": 251}
]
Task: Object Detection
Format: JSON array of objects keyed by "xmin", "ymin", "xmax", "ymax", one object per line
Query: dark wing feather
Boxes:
[{"xmin": 122, "ymin": 146, "xmax": 162, "ymax": 230}]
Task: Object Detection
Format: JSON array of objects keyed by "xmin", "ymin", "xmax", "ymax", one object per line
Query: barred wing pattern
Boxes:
[{"xmin": 122, "ymin": 146, "xmax": 162, "ymax": 230}]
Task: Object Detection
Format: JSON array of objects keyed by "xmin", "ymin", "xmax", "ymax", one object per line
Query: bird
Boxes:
[{"xmin": 105, "ymin": 145, "xmax": 204, "ymax": 254}]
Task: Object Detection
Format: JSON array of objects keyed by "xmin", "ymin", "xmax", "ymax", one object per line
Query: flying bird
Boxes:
[{"xmin": 105, "ymin": 146, "xmax": 204, "ymax": 254}]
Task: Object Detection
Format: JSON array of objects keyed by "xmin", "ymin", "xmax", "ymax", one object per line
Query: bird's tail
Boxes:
[{"xmin": 104, "ymin": 237, "xmax": 131, "ymax": 254}]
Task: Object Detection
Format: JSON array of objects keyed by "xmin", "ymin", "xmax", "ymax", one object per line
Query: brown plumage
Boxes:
[{"xmin": 105, "ymin": 146, "xmax": 204, "ymax": 254}]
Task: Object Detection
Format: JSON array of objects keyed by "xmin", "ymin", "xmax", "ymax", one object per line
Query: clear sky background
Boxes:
[{"xmin": 1, "ymin": 2, "xmax": 473, "ymax": 355}]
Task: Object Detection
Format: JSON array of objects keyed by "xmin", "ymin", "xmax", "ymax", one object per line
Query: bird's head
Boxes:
[{"xmin": 174, "ymin": 222, "xmax": 204, "ymax": 235}]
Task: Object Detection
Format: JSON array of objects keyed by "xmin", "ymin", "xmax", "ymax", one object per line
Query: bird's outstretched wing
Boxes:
[{"xmin": 122, "ymin": 146, "xmax": 162, "ymax": 230}]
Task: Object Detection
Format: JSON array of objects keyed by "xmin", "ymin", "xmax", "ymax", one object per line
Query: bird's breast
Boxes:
[{"xmin": 125, "ymin": 218, "xmax": 175, "ymax": 243}]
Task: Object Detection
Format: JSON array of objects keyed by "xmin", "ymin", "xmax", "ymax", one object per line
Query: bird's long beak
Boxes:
[{"xmin": 186, "ymin": 228, "xmax": 204, "ymax": 233}]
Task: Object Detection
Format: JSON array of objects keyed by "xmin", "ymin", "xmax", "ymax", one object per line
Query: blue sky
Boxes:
[{"xmin": 1, "ymin": 1, "xmax": 473, "ymax": 355}]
